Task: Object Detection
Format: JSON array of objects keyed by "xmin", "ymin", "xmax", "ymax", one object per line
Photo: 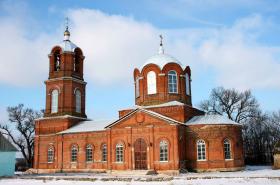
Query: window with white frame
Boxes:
[
  {"xmin": 197, "ymin": 140, "xmax": 206, "ymax": 161},
  {"xmin": 86, "ymin": 144, "xmax": 93, "ymax": 162},
  {"xmin": 71, "ymin": 145, "xmax": 78, "ymax": 162},
  {"xmin": 116, "ymin": 143, "xmax": 124, "ymax": 163},
  {"xmin": 75, "ymin": 89, "xmax": 81, "ymax": 113},
  {"xmin": 185, "ymin": 73, "xmax": 190, "ymax": 95},
  {"xmin": 51, "ymin": 89, "xmax": 58, "ymax": 113},
  {"xmin": 159, "ymin": 140, "xmax": 168, "ymax": 162},
  {"xmin": 47, "ymin": 146, "xmax": 54, "ymax": 163},
  {"xmin": 224, "ymin": 139, "xmax": 232, "ymax": 160},
  {"xmin": 168, "ymin": 70, "xmax": 178, "ymax": 93},
  {"xmin": 135, "ymin": 77, "xmax": 140, "ymax": 98},
  {"xmin": 101, "ymin": 144, "xmax": 107, "ymax": 162},
  {"xmin": 147, "ymin": 71, "xmax": 157, "ymax": 94}
]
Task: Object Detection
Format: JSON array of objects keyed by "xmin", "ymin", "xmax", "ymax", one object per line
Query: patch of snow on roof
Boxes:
[
  {"xmin": 125, "ymin": 101, "xmax": 186, "ymax": 110},
  {"xmin": 59, "ymin": 119, "xmax": 116, "ymax": 134},
  {"xmin": 141, "ymin": 101, "xmax": 185, "ymax": 108},
  {"xmin": 141, "ymin": 53, "xmax": 184, "ymax": 70},
  {"xmin": 59, "ymin": 40, "xmax": 77, "ymax": 52},
  {"xmin": 186, "ymin": 114, "xmax": 241, "ymax": 125}
]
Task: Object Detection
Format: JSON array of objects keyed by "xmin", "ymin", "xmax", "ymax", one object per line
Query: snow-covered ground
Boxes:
[{"xmin": 0, "ymin": 166, "xmax": 279, "ymax": 185}]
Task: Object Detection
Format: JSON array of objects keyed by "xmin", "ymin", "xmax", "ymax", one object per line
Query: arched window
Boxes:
[
  {"xmin": 86, "ymin": 144, "xmax": 93, "ymax": 162},
  {"xmin": 147, "ymin": 71, "xmax": 157, "ymax": 94},
  {"xmin": 159, "ymin": 140, "xmax": 168, "ymax": 162},
  {"xmin": 101, "ymin": 144, "xmax": 107, "ymax": 162},
  {"xmin": 54, "ymin": 51, "xmax": 60, "ymax": 71},
  {"xmin": 75, "ymin": 89, "xmax": 81, "ymax": 113},
  {"xmin": 224, "ymin": 139, "xmax": 232, "ymax": 160},
  {"xmin": 185, "ymin": 73, "xmax": 190, "ymax": 95},
  {"xmin": 47, "ymin": 146, "xmax": 54, "ymax": 163},
  {"xmin": 168, "ymin": 70, "xmax": 178, "ymax": 93},
  {"xmin": 51, "ymin": 89, "xmax": 58, "ymax": 113},
  {"xmin": 135, "ymin": 77, "xmax": 140, "ymax": 98},
  {"xmin": 116, "ymin": 143, "xmax": 124, "ymax": 163},
  {"xmin": 197, "ymin": 140, "xmax": 206, "ymax": 161},
  {"xmin": 71, "ymin": 145, "xmax": 78, "ymax": 162}
]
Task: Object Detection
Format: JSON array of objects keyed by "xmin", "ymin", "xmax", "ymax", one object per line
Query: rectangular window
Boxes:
[
  {"xmin": 102, "ymin": 145, "xmax": 107, "ymax": 162},
  {"xmin": 86, "ymin": 147, "xmax": 93, "ymax": 162},
  {"xmin": 197, "ymin": 142, "xmax": 206, "ymax": 161},
  {"xmin": 47, "ymin": 149, "xmax": 54, "ymax": 163},
  {"xmin": 71, "ymin": 148, "xmax": 78, "ymax": 162},
  {"xmin": 224, "ymin": 142, "xmax": 231, "ymax": 159},
  {"xmin": 116, "ymin": 145, "xmax": 124, "ymax": 162}
]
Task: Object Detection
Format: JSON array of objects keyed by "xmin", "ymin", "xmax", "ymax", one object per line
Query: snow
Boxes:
[
  {"xmin": 59, "ymin": 119, "xmax": 115, "ymax": 134},
  {"xmin": 140, "ymin": 101, "xmax": 185, "ymax": 109},
  {"xmin": 0, "ymin": 166, "xmax": 279, "ymax": 185},
  {"xmin": 123, "ymin": 101, "xmax": 186, "ymax": 111},
  {"xmin": 186, "ymin": 114, "xmax": 241, "ymax": 126}
]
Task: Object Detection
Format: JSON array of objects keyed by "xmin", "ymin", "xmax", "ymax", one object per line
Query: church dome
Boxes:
[
  {"xmin": 59, "ymin": 40, "xmax": 77, "ymax": 52},
  {"xmin": 143, "ymin": 53, "xmax": 183, "ymax": 69},
  {"xmin": 141, "ymin": 36, "xmax": 183, "ymax": 70}
]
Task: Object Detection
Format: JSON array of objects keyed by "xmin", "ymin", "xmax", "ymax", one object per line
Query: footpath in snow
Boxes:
[{"xmin": 0, "ymin": 166, "xmax": 280, "ymax": 185}]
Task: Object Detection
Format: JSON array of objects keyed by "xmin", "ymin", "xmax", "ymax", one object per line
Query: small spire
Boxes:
[
  {"xmin": 64, "ymin": 17, "xmax": 70, "ymax": 41},
  {"xmin": 158, "ymin": 34, "xmax": 164, "ymax": 54}
]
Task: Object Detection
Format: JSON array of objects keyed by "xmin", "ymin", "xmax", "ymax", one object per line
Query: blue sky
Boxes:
[{"xmin": 0, "ymin": 0, "xmax": 280, "ymax": 121}]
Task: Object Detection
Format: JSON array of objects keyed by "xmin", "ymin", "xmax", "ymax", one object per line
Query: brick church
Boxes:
[{"xmin": 34, "ymin": 27, "xmax": 245, "ymax": 173}]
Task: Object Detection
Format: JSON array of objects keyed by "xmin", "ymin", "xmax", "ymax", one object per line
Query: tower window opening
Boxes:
[
  {"xmin": 74, "ymin": 54, "xmax": 80, "ymax": 72},
  {"xmin": 54, "ymin": 51, "xmax": 60, "ymax": 71},
  {"xmin": 186, "ymin": 73, "xmax": 190, "ymax": 95},
  {"xmin": 135, "ymin": 77, "xmax": 140, "ymax": 98}
]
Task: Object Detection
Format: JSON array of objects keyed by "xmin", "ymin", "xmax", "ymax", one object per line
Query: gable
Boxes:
[{"xmin": 105, "ymin": 108, "xmax": 183, "ymax": 129}]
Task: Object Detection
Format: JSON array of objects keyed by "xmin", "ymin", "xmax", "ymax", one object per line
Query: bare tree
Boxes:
[
  {"xmin": 0, "ymin": 104, "xmax": 42, "ymax": 168},
  {"xmin": 200, "ymin": 87, "xmax": 259, "ymax": 123}
]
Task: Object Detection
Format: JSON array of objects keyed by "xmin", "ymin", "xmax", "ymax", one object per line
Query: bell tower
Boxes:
[{"xmin": 44, "ymin": 25, "xmax": 87, "ymax": 118}]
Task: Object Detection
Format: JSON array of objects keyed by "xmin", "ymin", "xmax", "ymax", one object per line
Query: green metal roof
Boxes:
[{"xmin": 0, "ymin": 133, "xmax": 17, "ymax": 152}]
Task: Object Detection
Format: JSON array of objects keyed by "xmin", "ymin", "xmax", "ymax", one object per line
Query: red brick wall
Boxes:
[{"xmin": 186, "ymin": 124, "xmax": 244, "ymax": 171}]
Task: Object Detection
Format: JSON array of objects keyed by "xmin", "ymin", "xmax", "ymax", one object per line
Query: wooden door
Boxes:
[{"xmin": 134, "ymin": 138, "xmax": 147, "ymax": 170}]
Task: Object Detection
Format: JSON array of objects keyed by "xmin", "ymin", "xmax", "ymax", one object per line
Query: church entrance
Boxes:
[{"xmin": 134, "ymin": 138, "xmax": 147, "ymax": 170}]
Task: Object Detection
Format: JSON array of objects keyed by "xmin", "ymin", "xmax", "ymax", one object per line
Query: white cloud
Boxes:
[{"xmin": 0, "ymin": 5, "xmax": 279, "ymax": 91}]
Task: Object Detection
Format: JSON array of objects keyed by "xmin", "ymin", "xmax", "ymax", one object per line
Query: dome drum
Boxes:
[{"xmin": 134, "ymin": 62, "xmax": 192, "ymax": 106}]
